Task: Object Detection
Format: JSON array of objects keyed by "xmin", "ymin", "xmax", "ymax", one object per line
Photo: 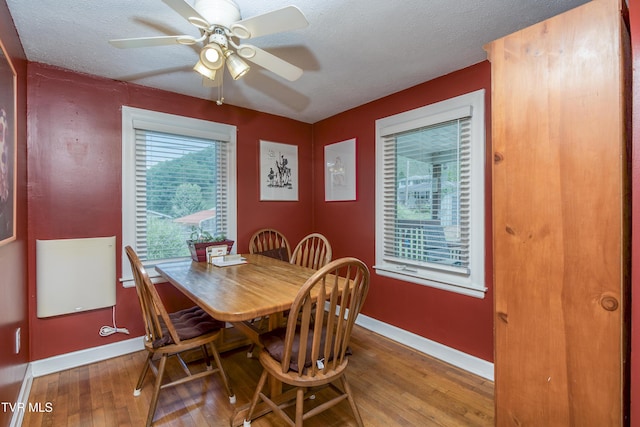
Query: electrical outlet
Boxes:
[{"xmin": 15, "ymin": 327, "xmax": 20, "ymax": 354}]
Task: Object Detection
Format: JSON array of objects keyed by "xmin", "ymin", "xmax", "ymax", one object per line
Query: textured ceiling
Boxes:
[{"xmin": 6, "ymin": 0, "xmax": 589, "ymax": 123}]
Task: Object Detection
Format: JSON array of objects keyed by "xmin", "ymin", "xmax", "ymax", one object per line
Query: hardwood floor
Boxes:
[{"xmin": 22, "ymin": 326, "xmax": 494, "ymax": 426}]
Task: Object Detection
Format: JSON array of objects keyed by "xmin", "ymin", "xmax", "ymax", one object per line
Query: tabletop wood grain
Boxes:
[{"xmin": 155, "ymin": 254, "xmax": 317, "ymax": 322}]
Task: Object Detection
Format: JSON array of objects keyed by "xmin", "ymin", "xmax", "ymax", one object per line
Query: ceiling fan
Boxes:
[{"xmin": 109, "ymin": 0, "xmax": 309, "ymax": 102}]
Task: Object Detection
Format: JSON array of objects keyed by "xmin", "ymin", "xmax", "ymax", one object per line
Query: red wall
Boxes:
[
  {"xmin": 26, "ymin": 63, "xmax": 313, "ymax": 360},
  {"xmin": 0, "ymin": 0, "xmax": 28, "ymax": 424},
  {"xmin": 312, "ymin": 63, "xmax": 494, "ymax": 361}
]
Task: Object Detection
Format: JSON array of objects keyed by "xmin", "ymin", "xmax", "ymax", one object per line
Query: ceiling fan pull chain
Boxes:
[{"xmin": 216, "ymin": 71, "xmax": 224, "ymax": 106}]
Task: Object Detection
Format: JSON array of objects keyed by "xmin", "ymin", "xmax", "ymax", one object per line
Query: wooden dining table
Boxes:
[
  {"xmin": 155, "ymin": 253, "xmax": 320, "ymax": 425},
  {"xmin": 156, "ymin": 252, "xmax": 325, "ymax": 352},
  {"xmin": 155, "ymin": 253, "xmax": 317, "ymax": 325}
]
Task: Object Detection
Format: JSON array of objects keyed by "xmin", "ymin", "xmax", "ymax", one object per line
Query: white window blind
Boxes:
[
  {"xmin": 375, "ymin": 90, "xmax": 485, "ymax": 298},
  {"xmin": 381, "ymin": 117, "xmax": 471, "ymax": 274},
  {"xmin": 132, "ymin": 129, "xmax": 229, "ymax": 262}
]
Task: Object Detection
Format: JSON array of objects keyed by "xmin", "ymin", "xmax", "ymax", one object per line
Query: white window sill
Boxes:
[
  {"xmin": 121, "ymin": 255, "xmax": 194, "ymax": 288},
  {"xmin": 373, "ymin": 265, "xmax": 486, "ymax": 299},
  {"xmin": 120, "ymin": 272, "xmax": 167, "ymax": 288}
]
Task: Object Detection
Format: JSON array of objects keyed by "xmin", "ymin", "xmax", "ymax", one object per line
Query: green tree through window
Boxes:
[{"xmin": 171, "ymin": 183, "xmax": 207, "ymax": 218}]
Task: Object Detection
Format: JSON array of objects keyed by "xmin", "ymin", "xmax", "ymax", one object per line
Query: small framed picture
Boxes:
[
  {"xmin": 260, "ymin": 140, "xmax": 298, "ymax": 201},
  {"xmin": 325, "ymin": 138, "xmax": 356, "ymax": 201}
]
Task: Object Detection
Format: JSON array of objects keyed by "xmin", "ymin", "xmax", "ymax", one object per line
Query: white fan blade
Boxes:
[
  {"xmin": 237, "ymin": 45, "xmax": 303, "ymax": 81},
  {"xmin": 162, "ymin": 0, "xmax": 210, "ymax": 29},
  {"xmin": 109, "ymin": 35, "xmax": 197, "ymax": 48},
  {"xmin": 231, "ymin": 6, "xmax": 309, "ymax": 39}
]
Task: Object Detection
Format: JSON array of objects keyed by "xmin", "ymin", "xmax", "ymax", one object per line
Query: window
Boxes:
[
  {"xmin": 121, "ymin": 106, "xmax": 237, "ymax": 282},
  {"xmin": 374, "ymin": 90, "xmax": 486, "ymax": 298}
]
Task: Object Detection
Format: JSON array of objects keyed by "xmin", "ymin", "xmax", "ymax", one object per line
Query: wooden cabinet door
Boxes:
[{"xmin": 486, "ymin": 0, "xmax": 629, "ymax": 425}]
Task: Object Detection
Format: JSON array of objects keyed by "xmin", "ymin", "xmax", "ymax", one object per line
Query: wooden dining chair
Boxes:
[
  {"xmin": 245, "ymin": 228, "xmax": 292, "ymax": 356},
  {"xmin": 249, "ymin": 228, "xmax": 291, "ymax": 261},
  {"xmin": 290, "ymin": 233, "xmax": 332, "ymax": 270},
  {"xmin": 242, "ymin": 257, "xmax": 370, "ymax": 427},
  {"xmin": 125, "ymin": 246, "xmax": 235, "ymax": 427}
]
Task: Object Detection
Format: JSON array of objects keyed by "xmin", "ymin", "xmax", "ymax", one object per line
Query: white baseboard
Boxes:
[
  {"xmin": 22, "ymin": 316, "xmax": 491, "ymax": 384},
  {"xmin": 356, "ymin": 314, "xmax": 494, "ymax": 381},
  {"xmin": 9, "ymin": 364, "xmax": 32, "ymax": 427},
  {"xmin": 30, "ymin": 336, "xmax": 145, "ymax": 378}
]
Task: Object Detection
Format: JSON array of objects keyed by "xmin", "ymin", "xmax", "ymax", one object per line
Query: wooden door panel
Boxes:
[{"xmin": 486, "ymin": 0, "xmax": 628, "ymax": 424}]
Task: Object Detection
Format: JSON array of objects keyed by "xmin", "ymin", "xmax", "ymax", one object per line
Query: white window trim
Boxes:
[
  {"xmin": 121, "ymin": 106, "xmax": 237, "ymax": 286},
  {"xmin": 374, "ymin": 90, "xmax": 486, "ymax": 298}
]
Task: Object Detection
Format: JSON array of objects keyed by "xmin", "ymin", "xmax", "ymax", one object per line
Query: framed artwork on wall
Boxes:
[
  {"xmin": 0, "ymin": 40, "xmax": 16, "ymax": 246},
  {"xmin": 324, "ymin": 138, "xmax": 356, "ymax": 201},
  {"xmin": 260, "ymin": 140, "xmax": 298, "ymax": 201}
]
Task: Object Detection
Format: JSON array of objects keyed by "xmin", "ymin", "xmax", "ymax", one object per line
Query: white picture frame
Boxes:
[
  {"xmin": 324, "ymin": 138, "xmax": 356, "ymax": 201},
  {"xmin": 260, "ymin": 140, "xmax": 298, "ymax": 201}
]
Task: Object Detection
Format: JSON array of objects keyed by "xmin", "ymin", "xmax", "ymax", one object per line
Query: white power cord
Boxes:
[{"xmin": 99, "ymin": 306, "xmax": 130, "ymax": 337}]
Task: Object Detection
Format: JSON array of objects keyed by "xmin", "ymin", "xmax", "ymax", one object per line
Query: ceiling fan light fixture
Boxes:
[
  {"xmin": 200, "ymin": 43, "xmax": 224, "ymax": 69},
  {"xmin": 193, "ymin": 60, "xmax": 217, "ymax": 80},
  {"xmin": 224, "ymin": 49, "xmax": 250, "ymax": 80}
]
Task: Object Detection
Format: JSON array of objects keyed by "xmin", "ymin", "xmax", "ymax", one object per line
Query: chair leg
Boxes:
[
  {"xmin": 134, "ymin": 352, "xmax": 153, "ymax": 396},
  {"xmin": 243, "ymin": 369, "xmax": 269, "ymax": 426},
  {"xmin": 295, "ymin": 387, "xmax": 305, "ymax": 427},
  {"xmin": 201, "ymin": 344, "xmax": 213, "ymax": 370},
  {"xmin": 208, "ymin": 342, "xmax": 236, "ymax": 404},
  {"xmin": 340, "ymin": 374, "xmax": 364, "ymax": 427},
  {"xmin": 145, "ymin": 354, "xmax": 168, "ymax": 427}
]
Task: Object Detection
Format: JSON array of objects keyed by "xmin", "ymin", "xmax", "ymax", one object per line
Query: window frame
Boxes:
[
  {"xmin": 374, "ymin": 89, "xmax": 486, "ymax": 298},
  {"xmin": 121, "ymin": 106, "xmax": 237, "ymax": 284}
]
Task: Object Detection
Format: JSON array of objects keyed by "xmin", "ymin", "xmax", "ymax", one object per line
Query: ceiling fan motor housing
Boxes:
[{"xmin": 194, "ymin": 0, "xmax": 241, "ymax": 28}]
